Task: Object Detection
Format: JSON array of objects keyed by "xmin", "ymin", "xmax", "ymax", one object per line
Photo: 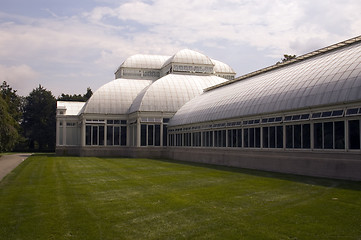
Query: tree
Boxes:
[
  {"xmin": 58, "ymin": 87, "xmax": 93, "ymax": 102},
  {"xmin": 22, "ymin": 85, "xmax": 56, "ymax": 151},
  {"xmin": 0, "ymin": 95, "xmax": 19, "ymax": 152},
  {"xmin": 277, "ymin": 54, "xmax": 297, "ymax": 64},
  {"xmin": 0, "ymin": 81, "xmax": 23, "ymax": 124}
]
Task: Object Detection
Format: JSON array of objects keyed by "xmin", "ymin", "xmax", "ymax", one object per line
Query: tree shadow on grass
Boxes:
[{"xmin": 148, "ymin": 157, "xmax": 361, "ymax": 191}]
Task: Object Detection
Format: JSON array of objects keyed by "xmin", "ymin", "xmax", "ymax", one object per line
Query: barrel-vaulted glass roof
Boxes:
[
  {"xmin": 169, "ymin": 41, "xmax": 361, "ymax": 126},
  {"xmin": 128, "ymin": 74, "xmax": 227, "ymax": 113},
  {"xmin": 82, "ymin": 79, "xmax": 152, "ymax": 115}
]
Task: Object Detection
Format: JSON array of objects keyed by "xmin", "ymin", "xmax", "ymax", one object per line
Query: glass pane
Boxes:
[
  {"xmin": 302, "ymin": 124, "xmax": 310, "ymax": 148},
  {"xmin": 323, "ymin": 122, "xmax": 333, "ymax": 149},
  {"xmin": 99, "ymin": 126, "xmax": 104, "ymax": 146},
  {"xmin": 349, "ymin": 120, "xmax": 360, "ymax": 149},
  {"xmin": 346, "ymin": 108, "xmax": 358, "ymax": 116},
  {"xmin": 232, "ymin": 129, "xmax": 237, "ymax": 148},
  {"xmin": 249, "ymin": 128, "xmax": 255, "ymax": 148},
  {"xmin": 86, "ymin": 125, "xmax": 91, "ymax": 145},
  {"xmin": 222, "ymin": 130, "xmax": 226, "ymax": 147},
  {"xmin": 244, "ymin": 129, "xmax": 249, "ymax": 147},
  {"xmin": 237, "ymin": 129, "xmax": 242, "ymax": 147},
  {"xmin": 294, "ymin": 125, "xmax": 301, "ymax": 148},
  {"xmin": 148, "ymin": 125, "xmax": 154, "ymax": 146},
  {"xmin": 334, "ymin": 121, "xmax": 345, "ymax": 149},
  {"xmin": 155, "ymin": 125, "xmax": 160, "ymax": 146},
  {"xmin": 227, "ymin": 130, "xmax": 232, "ymax": 147},
  {"xmin": 286, "ymin": 125, "xmax": 293, "ymax": 148},
  {"xmin": 255, "ymin": 128, "xmax": 261, "ymax": 148},
  {"xmin": 114, "ymin": 126, "xmax": 120, "ymax": 145},
  {"xmin": 121, "ymin": 126, "xmax": 127, "ymax": 146},
  {"xmin": 314, "ymin": 123, "xmax": 322, "ymax": 149},
  {"xmin": 277, "ymin": 126, "xmax": 283, "ymax": 148},
  {"xmin": 163, "ymin": 125, "xmax": 168, "ymax": 146},
  {"xmin": 141, "ymin": 125, "xmax": 147, "ymax": 146},
  {"xmin": 107, "ymin": 126, "xmax": 113, "ymax": 146},
  {"xmin": 270, "ymin": 126, "xmax": 275, "ymax": 148},
  {"xmin": 321, "ymin": 111, "xmax": 332, "ymax": 118},
  {"xmin": 92, "ymin": 126, "xmax": 98, "ymax": 145},
  {"xmin": 263, "ymin": 127, "xmax": 269, "ymax": 148}
]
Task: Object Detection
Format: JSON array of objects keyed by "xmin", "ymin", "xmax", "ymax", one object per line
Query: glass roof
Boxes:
[
  {"xmin": 169, "ymin": 42, "xmax": 361, "ymax": 126},
  {"xmin": 82, "ymin": 79, "xmax": 152, "ymax": 115},
  {"xmin": 119, "ymin": 54, "xmax": 170, "ymax": 69},
  {"xmin": 128, "ymin": 74, "xmax": 227, "ymax": 113},
  {"xmin": 211, "ymin": 59, "xmax": 235, "ymax": 74},
  {"xmin": 57, "ymin": 101, "xmax": 86, "ymax": 116},
  {"xmin": 162, "ymin": 49, "xmax": 214, "ymax": 68}
]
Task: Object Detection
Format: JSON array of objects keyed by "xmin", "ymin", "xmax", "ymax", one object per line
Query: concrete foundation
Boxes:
[{"xmin": 56, "ymin": 146, "xmax": 361, "ymax": 181}]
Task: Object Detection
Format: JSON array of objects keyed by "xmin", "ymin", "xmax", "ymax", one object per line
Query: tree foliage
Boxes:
[
  {"xmin": 277, "ymin": 54, "xmax": 297, "ymax": 64},
  {"xmin": 22, "ymin": 85, "xmax": 56, "ymax": 151},
  {"xmin": 0, "ymin": 95, "xmax": 19, "ymax": 152},
  {"xmin": 58, "ymin": 87, "xmax": 93, "ymax": 102},
  {"xmin": 0, "ymin": 81, "xmax": 23, "ymax": 124},
  {"xmin": 0, "ymin": 81, "xmax": 22, "ymax": 152}
]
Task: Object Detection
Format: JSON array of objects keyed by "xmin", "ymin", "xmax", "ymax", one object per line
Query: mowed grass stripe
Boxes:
[{"xmin": 0, "ymin": 154, "xmax": 360, "ymax": 240}]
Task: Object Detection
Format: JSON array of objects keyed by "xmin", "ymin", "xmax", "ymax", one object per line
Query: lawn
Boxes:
[{"xmin": 0, "ymin": 154, "xmax": 360, "ymax": 240}]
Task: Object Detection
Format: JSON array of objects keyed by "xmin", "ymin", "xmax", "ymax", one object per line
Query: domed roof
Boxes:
[
  {"xmin": 128, "ymin": 74, "xmax": 227, "ymax": 113},
  {"xmin": 82, "ymin": 79, "xmax": 152, "ymax": 115},
  {"xmin": 211, "ymin": 59, "xmax": 236, "ymax": 74},
  {"xmin": 162, "ymin": 49, "xmax": 214, "ymax": 68},
  {"xmin": 120, "ymin": 54, "xmax": 170, "ymax": 69}
]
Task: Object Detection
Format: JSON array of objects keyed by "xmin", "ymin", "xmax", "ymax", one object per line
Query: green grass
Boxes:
[{"xmin": 0, "ymin": 154, "xmax": 360, "ymax": 240}]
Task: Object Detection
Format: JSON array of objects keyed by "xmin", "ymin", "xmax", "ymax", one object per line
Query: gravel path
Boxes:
[{"xmin": 0, "ymin": 153, "xmax": 32, "ymax": 181}]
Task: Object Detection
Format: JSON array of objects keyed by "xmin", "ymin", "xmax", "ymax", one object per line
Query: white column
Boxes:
[
  {"xmin": 81, "ymin": 119, "xmax": 86, "ymax": 147},
  {"xmin": 136, "ymin": 118, "xmax": 141, "ymax": 147},
  {"xmin": 62, "ymin": 119, "xmax": 67, "ymax": 146},
  {"xmin": 56, "ymin": 118, "xmax": 60, "ymax": 146}
]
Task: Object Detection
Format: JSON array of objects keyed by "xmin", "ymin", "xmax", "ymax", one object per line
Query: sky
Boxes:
[{"xmin": 1, "ymin": 0, "xmax": 361, "ymax": 97}]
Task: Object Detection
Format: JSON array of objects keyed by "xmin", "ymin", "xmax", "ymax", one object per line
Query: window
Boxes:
[
  {"xmin": 121, "ymin": 126, "xmax": 127, "ymax": 146},
  {"xmin": 277, "ymin": 126, "xmax": 283, "ymax": 148},
  {"xmin": 141, "ymin": 125, "xmax": 147, "ymax": 146},
  {"xmin": 263, "ymin": 127, "xmax": 269, "ymax": 148},
  {"xmin": 86, "ymin": 126, "xmax": 91, "ymax": 145},
  {"xmin": 349, "ymin": 120, "xmax": 360, "ymax": 149},
  {"xmin": 314, "ymin": 123, "xmax": 323, "ymax": 149},
  {"xmin": 313, "ymin": 121, "xmax": 345, "ymax": 149},
  {"xmin": 163, "ymin": 125, "xmax": 168, "ymax": 146},
  {"xmin": 286, "ymin": 124, "xmax": 310, "ymax": 149},
  {"xmin": 155, "ymin": 125, "xmax": 160, "ymax": 146},
  {"xmin": 334, "ymin": 121, "xmax": 344, "ymax": 149},
  {"xmin": 302, "ymin": 124, "xmax": 310, "ymax": 148},
  {"xmin": 148, "ymin": 125, "xmax": 154, "ymax": 146}
]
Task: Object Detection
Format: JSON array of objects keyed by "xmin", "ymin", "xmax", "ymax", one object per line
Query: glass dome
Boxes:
[
  {"xmin": 128, "ymin": 74, "xmax": 227, "ymax": 113},
  {"xmin": 82, "ymin": 79, "xmax": 152, "ymax": 115},
  {"xmin": 162, "ymin": 49, "xmax": 214, "ymax": 68},
  {"xmin": 119, "ymin": 54, "xmax": 170, "ymax": 69}
]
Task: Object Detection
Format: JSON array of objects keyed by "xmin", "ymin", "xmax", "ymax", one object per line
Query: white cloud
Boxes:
[
  {"xmin": 0, "ymin": 0, "xmax": 360, "ymax": 96},
  {"xmin": 0, "ymin": 64, "xmax": 40, "ymax": 96}
]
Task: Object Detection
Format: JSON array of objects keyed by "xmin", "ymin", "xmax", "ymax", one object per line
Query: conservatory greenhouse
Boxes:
[{"xmin": 56, "ymin": 36, "xmax": 361, "ymax": 181}]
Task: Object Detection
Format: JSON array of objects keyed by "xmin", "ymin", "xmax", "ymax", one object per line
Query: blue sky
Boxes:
[{"xmin": 1, "ymin": 0, "xmax": 360, "ymax": 96}]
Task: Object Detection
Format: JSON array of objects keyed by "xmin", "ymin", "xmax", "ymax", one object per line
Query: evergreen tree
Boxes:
[{"xmin": 22, "ymin": 85, "xmax": 56, "ymax": 151}]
